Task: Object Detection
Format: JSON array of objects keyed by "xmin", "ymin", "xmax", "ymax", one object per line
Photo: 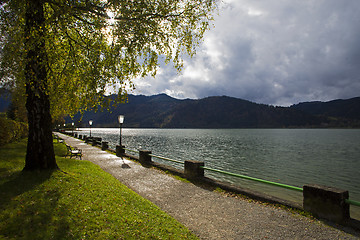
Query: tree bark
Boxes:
[{"xmin": 23, "ymin": 0, "xmax": 57, "ymax": 170}]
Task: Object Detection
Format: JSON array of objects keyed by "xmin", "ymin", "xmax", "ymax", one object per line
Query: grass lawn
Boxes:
[{"xmin": 0, "ymin": 139, "xmax": 198, "ymax": 240}]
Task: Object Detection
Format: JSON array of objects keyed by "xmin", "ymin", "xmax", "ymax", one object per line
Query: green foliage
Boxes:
[
  {"xmin": 1, "ymin": 0, "xmax": 217, "ymax": 170},
  {"xmin": 0, "ymin": 140, "xmax": 198, "ymax": 239},
  {"xmin": 1, "ymin": 0, "xmax": 217, "ymax": 119},
  {"xmin": 0, "ymin": 116, "xmax": 28, "ymax": 146}
]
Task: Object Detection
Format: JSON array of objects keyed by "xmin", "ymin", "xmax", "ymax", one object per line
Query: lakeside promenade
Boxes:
[{"xmin": 56, "ymin": 132, "xmax": 360, "ymax": 239}]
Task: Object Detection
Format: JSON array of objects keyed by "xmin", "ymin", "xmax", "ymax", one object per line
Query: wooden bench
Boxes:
[
  {"xmin": 66, "ymin": 144, "xmax": 82, "ymax": 159},
  {"xmin": 53, "ymin": 134, "xmax": 64, "ymax": 143}
]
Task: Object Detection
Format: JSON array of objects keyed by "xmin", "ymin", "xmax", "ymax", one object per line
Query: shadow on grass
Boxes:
[
  {"xmin": 0, "ymin": 170, "xmax": 72, "ymax": 239},
  {"xmin": 0, "ymin": 170, "xmax": 53, "ymax": 207}
]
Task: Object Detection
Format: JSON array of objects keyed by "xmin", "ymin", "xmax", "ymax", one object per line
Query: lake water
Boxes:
[{"xmin": 77, "ymin": 128, "xmax": 360, "ymax": 219}]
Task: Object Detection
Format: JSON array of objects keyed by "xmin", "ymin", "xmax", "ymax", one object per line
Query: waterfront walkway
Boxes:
[{"xmin": 56, "ymin": 133, "xmax": 360, "ymax": 239}]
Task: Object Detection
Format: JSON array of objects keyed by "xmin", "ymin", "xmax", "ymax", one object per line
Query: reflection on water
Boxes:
[{"xmin": 77, "ymin": 128, "xmax": 360, "ymax": 219}]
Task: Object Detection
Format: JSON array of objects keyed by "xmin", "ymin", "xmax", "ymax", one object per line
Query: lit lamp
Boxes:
[
  {"xmin": 118, "ymin": 115, "xmax": 124, "ymax": 146},
  {"xmin": 89, "ymin": 120, "xmax": 93, "ymax": 137},
  {"xmin": 72, "ymin": 122, "xmax": 74, "ymax": 134}
]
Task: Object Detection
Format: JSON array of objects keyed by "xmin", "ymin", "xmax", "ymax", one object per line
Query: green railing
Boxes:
[
  {"xmin": 124, "ymin": 148, "xmax": 138, "ymax": 154},
  {"xmin": 202, "ymin": 166, "xmax": 303, "ymax": 192},
  {"xmin": 149, "ymin": 153, "xmax": 184, "ymax": 165},
  {"xmin": 123, "ymin": 148, "xmax": 184, "ymax": 165},
  {"xmin": 346, "ymin": 199, "xmax": 360, "ymax": 207},
  {"xmin": 122, "ymin": 146, "xmax": 360, "ymax": 208}
]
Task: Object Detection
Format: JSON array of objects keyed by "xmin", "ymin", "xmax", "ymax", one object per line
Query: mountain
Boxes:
[
  {"xmin": 72, "ymin": 94, "xmax": 181, "ymax": 128},
  {"xmin": 69, "ymin": 94, "xmax": 360, "ymax": 128},
  {"xmin": 3, "ymin": 86, "xmax": 359, "ymax": 128},
  {"xmin": 290, "ymin": 97, "xmax": 360, "ymax": 120}
]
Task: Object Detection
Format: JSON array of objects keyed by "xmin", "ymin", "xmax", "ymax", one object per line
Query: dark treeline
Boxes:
[{"xmin": 65, "ymin": 94, "xmax": 360, "ymax": 128}]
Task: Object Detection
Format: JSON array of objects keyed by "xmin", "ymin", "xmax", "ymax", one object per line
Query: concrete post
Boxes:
[
  {"xmin": 139, "ymin": 150, "xmax": 152, "ymax": 165},
  {"xmin": 184, "ymin": 160, "xmax": 204, "ymax": 179},
  {"xmin": 116, "ymin": 145, "xmax": 125, "ymax": 157},
  {"xmin": 303, "ymin": 184, "xmax": 350, "ymax": 223},
  {"xmin": 101, "ymin": 142, "xmax": 109, "ymax": 151},
  {"xmin": 78, "ymin": 134, "xmax": 82, "ymax": 139}
]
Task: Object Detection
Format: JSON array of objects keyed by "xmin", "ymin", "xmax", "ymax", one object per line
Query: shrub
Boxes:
[{"xmin": 0, "ymin": 116, "xmax": 28, "ymax": 146}]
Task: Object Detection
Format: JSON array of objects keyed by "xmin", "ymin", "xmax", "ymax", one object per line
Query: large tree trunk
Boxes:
[{"xmin": 23, "ymin": 0, "xmax": 57, "ymax": 170}]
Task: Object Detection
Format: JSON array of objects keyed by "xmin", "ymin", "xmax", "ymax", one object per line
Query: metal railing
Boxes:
[
  {"xmin": 124, "ymin": 148, "xmax": 138, "ymax": 154},
  {"xmin": 123, "ymin": 148, "xmax": 184, "ymax": 165},
  {"xmin": 149, "ymin": 153, "xmax": 184, "ymax": 165},
  {"xmin": 118, "ymin": 146, "xmax": 360, "ymax": 208},
  {"xmin": 346, "ymin": 199, "xmax": 360, "ymax": 207},
  {"xmin": 202, "ymin": 166, "xmax": 303, "ymax": 192}
]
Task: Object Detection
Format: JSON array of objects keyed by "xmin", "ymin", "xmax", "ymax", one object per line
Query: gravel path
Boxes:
[{"xmin": 57, "ymin": 133, "xmax": 360, "ymax": 240}]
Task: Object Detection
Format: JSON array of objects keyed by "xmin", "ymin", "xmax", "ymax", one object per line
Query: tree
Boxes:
[{"xmin": 0, "ymin": 0, "xmax": 217, "ymax": 170}]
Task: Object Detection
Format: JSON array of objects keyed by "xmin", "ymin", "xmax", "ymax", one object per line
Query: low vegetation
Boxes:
[
  {"xmin": 0, "ymin": 115, "xmax": 28, "ymax": 146},
  {"xmin": 0, "ymin": 139, "xmax": 198, "ymax": 239}
]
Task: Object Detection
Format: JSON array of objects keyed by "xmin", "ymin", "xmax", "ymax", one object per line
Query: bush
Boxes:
[{"xmin": 0, "ymin": 116, "xmax": 28, "ymax": 146}]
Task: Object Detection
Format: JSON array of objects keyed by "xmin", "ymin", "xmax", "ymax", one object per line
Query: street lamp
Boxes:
[
  {"xmin": 89, "ymin": 120, "xmax": 93, "ymax": 137},
  {"xmin": 72, "ymin": 122, "xmax": 74, "ymax": 135},
  {"xmin": 118, "ymin": 115, "xmax": 124, "ymax": 146}
]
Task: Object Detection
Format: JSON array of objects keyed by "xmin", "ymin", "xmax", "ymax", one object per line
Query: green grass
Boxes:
[{"xmin": 0, "ymin": 139, "xmax": 198, "ymax": 240}]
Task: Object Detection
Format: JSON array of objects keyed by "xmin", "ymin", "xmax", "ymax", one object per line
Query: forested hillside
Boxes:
[{"xmin": 66, "ymin": 94, "xmax": 360, "ymax": 128}]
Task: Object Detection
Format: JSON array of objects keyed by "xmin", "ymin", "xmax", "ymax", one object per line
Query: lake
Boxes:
[{"xmin": 76, "ymin": 128, "xmax": 360, "ymax": 219}]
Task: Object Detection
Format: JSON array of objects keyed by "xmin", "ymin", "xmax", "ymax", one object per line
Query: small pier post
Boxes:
[
  {"xmin": 184, "ymin": 160, "xmax": 204, "ymax": 179},
  {"xmin": 303, "ymin": 184, "xmax": 350, "ymax": 223},
  {"xmin": 116, "ymin": 145, "xmax": 125, "ymax": 157},
  {"xmin": 139, "ymin": 150, "xmax": 152, "ymax": 165},
  {"xmin": 101, "ymin": 142, "xmax": 109, "ymax": 151}
]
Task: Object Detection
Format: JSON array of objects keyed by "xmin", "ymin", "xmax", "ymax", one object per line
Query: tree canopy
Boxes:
[
  {"xmin": 1, "ymin": 0, "xmax": 216, "ymax": 118},
  {"xmin": 0, "ymin": 0, "xmax": 217, "ymax": 170}
]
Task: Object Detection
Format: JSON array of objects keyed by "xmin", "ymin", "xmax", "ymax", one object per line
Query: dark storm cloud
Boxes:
[{"xmin": 133, "ymin": 0, "xmax": 360, "ymax": 106}]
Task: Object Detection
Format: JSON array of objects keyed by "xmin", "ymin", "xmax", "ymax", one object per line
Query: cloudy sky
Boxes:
[{"xmin": 132, "ymin": 0, "xmax": 360, "ymax": 106}]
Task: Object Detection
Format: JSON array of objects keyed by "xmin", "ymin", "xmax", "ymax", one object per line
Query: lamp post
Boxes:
[
  {"xmin": 72, "ymin": 122, "xmax": 74, "ymax": 135},
  {"xmin": 115, "ymin": 115, "xmax": 125, "ymax": 157},
  {"xmin": 118, "ymin": 115, "xmax": 124, "ymax": 146},
  {"xmin": 89, "ymin": 120, "xmax": 93, "ymax": 137}
]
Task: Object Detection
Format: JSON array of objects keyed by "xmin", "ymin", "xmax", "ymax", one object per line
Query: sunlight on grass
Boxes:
[{"xmin": 0, "ymin": 139, "xmax": 198, "ymax": 239}]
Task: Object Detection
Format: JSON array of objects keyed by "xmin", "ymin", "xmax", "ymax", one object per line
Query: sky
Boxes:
[{"xmin": 132, "ymin": 0, "xmax": 360, "ymax": 106}]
